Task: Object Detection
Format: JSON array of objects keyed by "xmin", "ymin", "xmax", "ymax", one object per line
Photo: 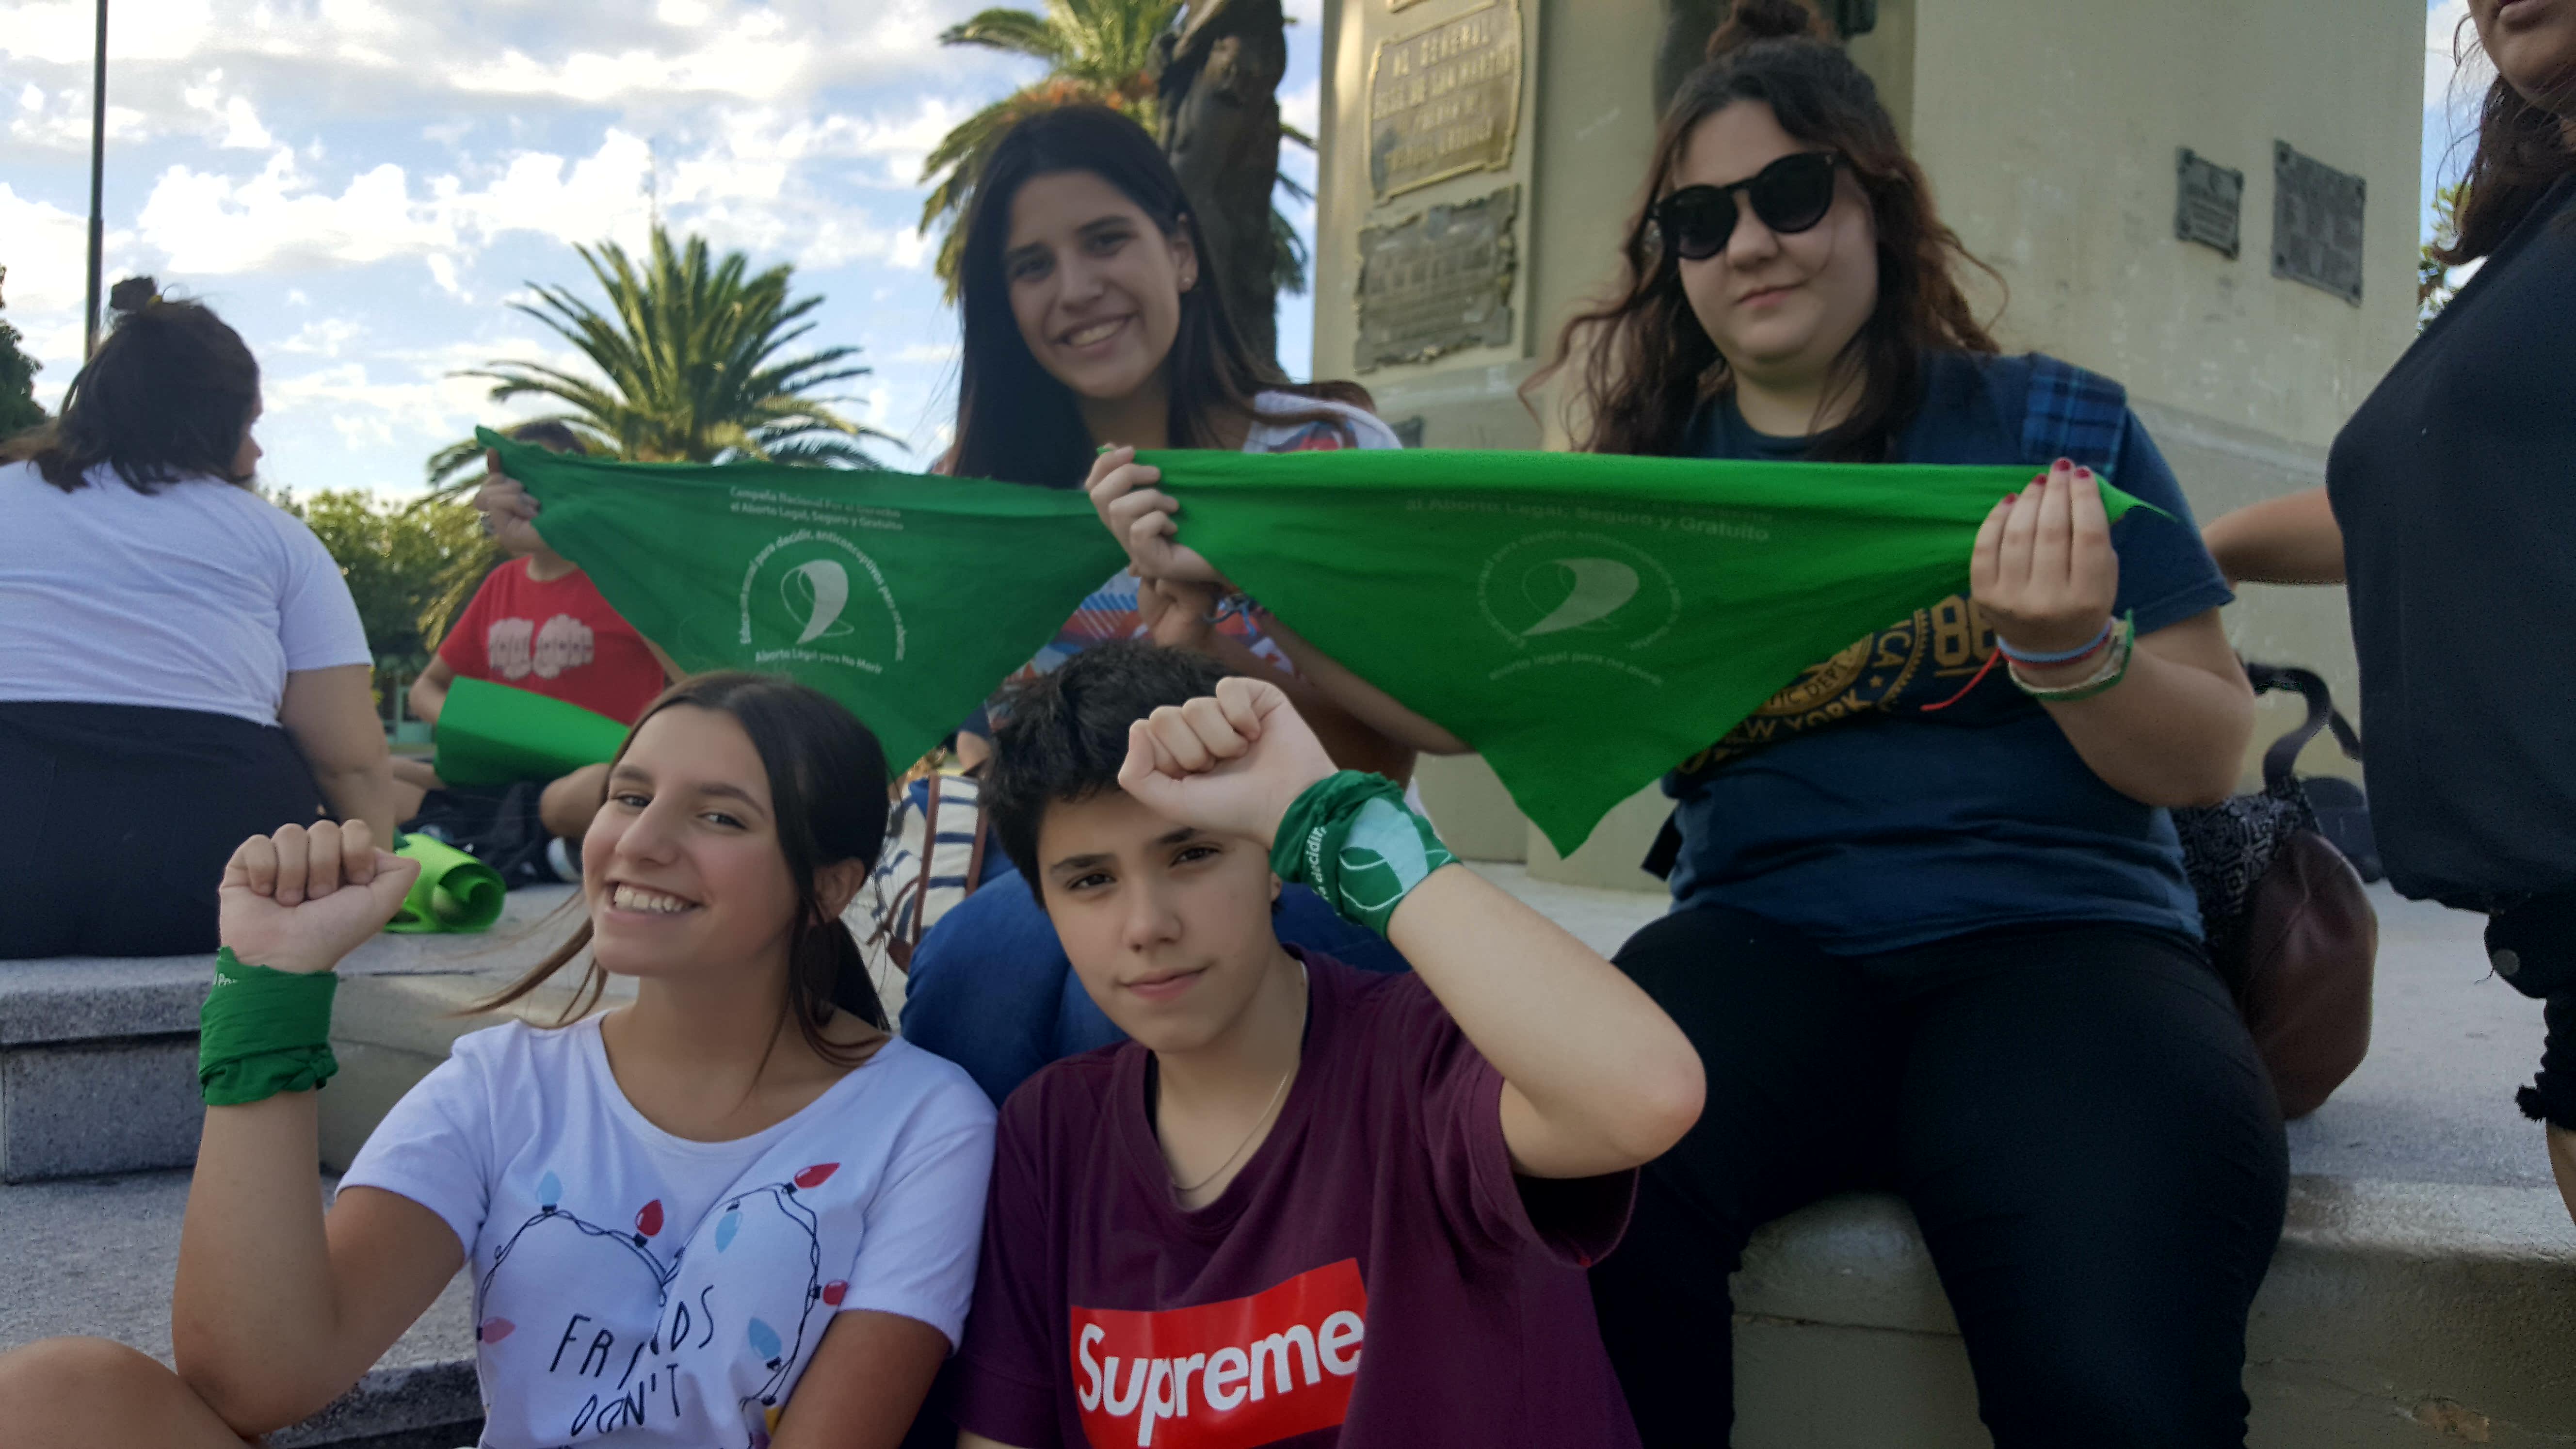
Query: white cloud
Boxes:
[
  {"xmin": 136, "ymin": 150, "xmax": 453, "ymax": 274},
  {"xmin": 183, "ymin": 72, "xmax": 276, "ymax": 149}
]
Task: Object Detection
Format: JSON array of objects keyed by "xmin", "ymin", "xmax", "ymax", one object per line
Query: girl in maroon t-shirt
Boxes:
[{"xmin": 947, "ymin": 644, "xmax": 1706, "ymax": 1449}]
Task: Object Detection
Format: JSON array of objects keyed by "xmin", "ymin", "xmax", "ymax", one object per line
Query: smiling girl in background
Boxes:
[{"xmin": 0, "ymin": 674, "xmax": 993, "ymax": 1449}]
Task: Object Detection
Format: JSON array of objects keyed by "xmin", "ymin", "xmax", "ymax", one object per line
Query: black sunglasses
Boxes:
[{"xmin": 1651, "ymin": 151, "xmax": 1843, "ymax": 262}]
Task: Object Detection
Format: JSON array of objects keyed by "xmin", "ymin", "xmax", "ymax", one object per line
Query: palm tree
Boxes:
[
  {"xmin": 919, "ymin": 0, "xmax": 1312, "ymax": 305},
  {"xmin": 417, "ymin": 225, "xmax": 893, "ymax": 641}
]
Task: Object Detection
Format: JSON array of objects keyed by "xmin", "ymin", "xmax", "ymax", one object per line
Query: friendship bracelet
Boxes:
[
  {"xmin": 1995, "ymin": 617, "xmax": 2116, "ymax": 666},
  {"xmin": 200, "ymin": 947, "xmax": 340, "ymax": 1106},
  {"xmin": 1270, "ymin": 772, "xmax": 1457, "ymax": 937},
  {"xmin": 2009, "ymin": 613, "xmax": 2136, "ymax": 704}
]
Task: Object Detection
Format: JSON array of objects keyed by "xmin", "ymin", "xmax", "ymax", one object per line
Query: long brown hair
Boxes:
[
  {"xmin": 472, "ymin": 672, "xmax": 894, "ymax": 1065},
  {"xmin": 1528, "ymin": 0, "xmax": 1997, "ymax": 461},
  {"xmin": 949, "ymin": 104, "xmax": 1369, "ymax": 487},
  {"xmin": 2432, "ymin": 14, "xmax": 2576, "ymax": 265},
  {"xmin": 1, "ymin": 278, "xmax": 261, "ymax": 493}
]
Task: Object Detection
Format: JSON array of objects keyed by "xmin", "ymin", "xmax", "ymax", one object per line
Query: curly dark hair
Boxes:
[
  {"xmin": 1527, "ymin": 0, "xmax": 1998, "ymax": 462},
  {"xmin": 1, "ymin": 279, "xmax": 263, "ymax": 493},
  {"xmin": 983, "ymin": 641, "xmax": 1236, "ymax": 893},
  {"xmin": 2431, "ymin": 11, "xmax": 2576, "ymax": 265}
]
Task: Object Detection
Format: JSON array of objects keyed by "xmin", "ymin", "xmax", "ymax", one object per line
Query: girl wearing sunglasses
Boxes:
[{"xmin": 1530, "ymin": 2, "xmax": 2286, "ymax": 1444}]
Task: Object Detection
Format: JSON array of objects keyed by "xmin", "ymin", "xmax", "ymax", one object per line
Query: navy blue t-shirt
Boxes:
[{"xmin": 1662, "ymin": 352, "xmax": 2232, "ymax": 953}]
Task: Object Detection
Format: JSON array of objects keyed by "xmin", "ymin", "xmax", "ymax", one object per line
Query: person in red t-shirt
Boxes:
[
  {"xmin": 947, "ymin": 643, "xmax": 1706, "ymax": 1449},
  {"xmin": 395, "ymin": 423, "xmax": 678, "ymax": 845}
]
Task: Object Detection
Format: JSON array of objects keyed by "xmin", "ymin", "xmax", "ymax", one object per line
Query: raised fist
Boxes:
[
  {"xmin": 218, "ymin": 821, "xmax": 420, "ymax": 976},
  {"xmin": 1115, "ymin": 676, "xmax": 1336, "ymax": 849}
]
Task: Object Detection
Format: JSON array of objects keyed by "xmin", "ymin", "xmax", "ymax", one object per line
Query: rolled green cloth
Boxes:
[
  {"xmin": 433, "ymin": 676, "xmax": 628, "ymax": 788},
  {"xmin": 1270, "ymin": 772, "xmax": 1458, "ymax": 937},
  {"xmin": 385, "ymin": 833, "xmax": 507, "ymax": 934}
]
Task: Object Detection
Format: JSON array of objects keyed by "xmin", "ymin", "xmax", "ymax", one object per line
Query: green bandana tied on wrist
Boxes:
[
  {"xmin": 1269, "ymin": 773, "xmax": 1457, "ymax": 937},
  {"xmin": 200, "ymin": 948, "xmax": 339, "ymax": 1106}
]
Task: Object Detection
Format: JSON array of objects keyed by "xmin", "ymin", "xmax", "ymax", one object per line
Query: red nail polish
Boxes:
[{"xmin": 2054, "ymin": 457, "xmax": 2073, "ymax": 469}]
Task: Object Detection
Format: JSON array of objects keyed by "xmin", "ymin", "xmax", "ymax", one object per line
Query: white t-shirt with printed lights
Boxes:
[{"xmin": 342, "ymin": 1017, "xmax": 995, "ymax": 1449}]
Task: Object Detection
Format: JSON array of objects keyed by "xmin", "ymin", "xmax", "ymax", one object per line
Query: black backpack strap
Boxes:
[{"xmin": 2245, "ymin": 662, "xmax": 2363, "ymax": 789}]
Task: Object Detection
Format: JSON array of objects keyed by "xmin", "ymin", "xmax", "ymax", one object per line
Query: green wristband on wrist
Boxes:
[
  {"xmin": 199, "ymin": 948, "xmax": 339, "ymax": 1106},
  {"xmin": 1269, "ymin": 772, "xmax": 1457, "ymax": 937}
]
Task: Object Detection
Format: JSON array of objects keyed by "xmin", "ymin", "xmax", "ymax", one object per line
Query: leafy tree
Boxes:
[
  {"xmin": 426, "ymin": 225, "xmax": 894, "ymax": 494},
  {"xmin": 0, "ymin": 266, "xmax": 47, "ymax": 439},
  {"xmin": 2419, "ymin": 180, "xmax": 2467, "ymax": 328},
  {"xmin": 275, "ymin": 489, "xmax": 489, "ymax": 712},
  {"xmin": 920, "ymin": 0, "xmax": 1313, "ymax": 305}
]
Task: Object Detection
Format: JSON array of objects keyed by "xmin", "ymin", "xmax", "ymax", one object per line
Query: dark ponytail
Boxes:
[
  {"xmin": 473, "ymin": 672, "xmax": 894, "ymax": 1061},
  {"xmin": 0, "ymin": 278, "xmax": 262, "ymax": 494}
]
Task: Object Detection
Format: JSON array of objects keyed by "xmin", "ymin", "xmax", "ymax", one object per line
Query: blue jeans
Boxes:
[{"xmin": 900, "ymin": 864, "xmax": 1409, "ymax": 1106}]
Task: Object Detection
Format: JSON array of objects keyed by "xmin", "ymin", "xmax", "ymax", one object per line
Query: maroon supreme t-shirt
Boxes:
[{"xmin": 949, "ymin": 952, "xmax": 1642, "ymax": 1449}]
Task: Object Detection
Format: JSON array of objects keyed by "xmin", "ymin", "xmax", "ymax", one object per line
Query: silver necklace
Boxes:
[{"xmin": 1169, "ymin": 961, "xmax": 1307, "ymax": 1197}]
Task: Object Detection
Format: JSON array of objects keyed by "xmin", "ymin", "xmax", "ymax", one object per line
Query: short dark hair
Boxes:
[
  {"xmin": 1, "ymin": 279, "xmax": 261, "ymax": 494},
  {"xmin": 986, "ymin": 642, "xmax": 1235, "ymax": 888},
  {"xmin": 506, "ymin": 420, "xmax": 590, "ymax": 455}
]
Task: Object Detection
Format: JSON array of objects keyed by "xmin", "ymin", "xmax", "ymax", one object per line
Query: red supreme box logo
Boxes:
[{"xmin": 1071, "ymin": 1259, "xmax": 1368, "ymax": 1449}]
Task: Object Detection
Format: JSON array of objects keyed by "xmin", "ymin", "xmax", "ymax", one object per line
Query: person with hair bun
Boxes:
[
  {"xmin": 2204, "ymin": 0, "xmax": 2576, "ymax": 1222},
  {"xmin": 1518, "ymin": 3, "xmax": 2286, "ymax": 1443},
  {"xmin": 0, "ymin": 281, "xmax": 395, "ymax": 959}
]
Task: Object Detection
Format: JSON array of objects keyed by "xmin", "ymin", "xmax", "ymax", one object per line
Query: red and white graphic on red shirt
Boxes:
[
  {"xmin": 483, "ymin": 612, "xmax": 596, "ymax": 683},
  {"xmin": 1072, "ymin": 1259, "xmax": 1367, "ymax": 1449}
]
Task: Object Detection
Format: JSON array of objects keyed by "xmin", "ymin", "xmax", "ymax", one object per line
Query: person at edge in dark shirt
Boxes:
[
  {"xmin": 1183, "ymin": 3, "xmax": 2284, "ymax": 1445},
  {"xmin": 2204, "ymin": 0, "xmax": 2576, "ymax": 1219},
  {"xmin": 940, "ymin": 642, "xmax": 1704, "ymax": 1449}
]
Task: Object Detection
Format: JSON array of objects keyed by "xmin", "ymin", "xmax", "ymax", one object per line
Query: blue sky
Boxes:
[{"xmin": 1, "ymin": 1, "xmax": 2474, "ymax": 498}]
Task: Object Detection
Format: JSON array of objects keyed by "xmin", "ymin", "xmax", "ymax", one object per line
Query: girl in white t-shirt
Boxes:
[{"xmin": 0, "ymin": 673, "xmax": 997, "ymax": 1449}]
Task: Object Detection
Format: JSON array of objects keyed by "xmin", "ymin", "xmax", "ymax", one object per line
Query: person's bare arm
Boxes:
[
  {"xmin": 1118, "ymin": 681, "xmax": 1706, "ymax": 1181},
  {"xmin": 1135, "ymin": 580, "xmax": 1428, "ymax": 778},
  {"xmin": 171, "ymin": 823, "xmax": 460, "ymax": 1435},
  {"xmin": 769, "ymin": 1311, "xmax": 952, "ymax": 1449},
  {"xmin": 2202, "ymin": 486, "xmax": 2344, "ymax": 586},
  {"xmin": 1973, "ymin": 463, "xmax": 2254, "ymax": 808},
  {"xmin": 407, "ymin": 655, "xmax": 456, "ymax": 727},
  {"xmin": 279, "ymin": 664, "xmax": 397, "ymax": 839}
]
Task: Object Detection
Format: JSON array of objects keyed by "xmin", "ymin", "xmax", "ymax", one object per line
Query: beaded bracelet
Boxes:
[{"xmin": 2009, "ymin": 613, "xmax": 2136, "ymax": 703}]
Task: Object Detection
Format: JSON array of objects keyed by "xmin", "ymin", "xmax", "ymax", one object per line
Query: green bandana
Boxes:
[
  {"xmin": 385, "ymin": 833, "xmax": 507, "ymax": 934},
  {"xmin": 483, "ymin": 430, "xmax": 2164, "ymax": 855},
  {"xmin": 477, "ymin": 429, "xmax": 1128, "ymax": 771},
  {"xmin": 434, "ymin": 676, "xmax": 628, "ymax": 788},
  {"xmin": 200, "ymin": 948, "xmax": 339, "ymax": 1106},
  {"xmin": 1271, "ymin": 772, "xmax": 1458, "ymax": 936},
  {"xmin": 1145, "ymin": 448, "xmax": 2163, "ymax": 854}
]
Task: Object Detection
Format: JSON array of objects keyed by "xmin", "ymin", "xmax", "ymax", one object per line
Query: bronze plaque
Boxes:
[
  {"xmin": 1355, "ymin": 184, "xmax": 1518, "ymax": 372},
  {"xmin": 1367, "ymin": 0, "xmax": 1522, "ymax": 199}
]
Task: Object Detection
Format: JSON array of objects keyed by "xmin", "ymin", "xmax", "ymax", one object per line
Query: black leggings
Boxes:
[
  {"xmin": 0, "ymin": 701, "xmax": 329, "ymax": 958},
  {"xmin": 1591, "ymin": 907, "xmax": 2287, "ymax": 1449}
]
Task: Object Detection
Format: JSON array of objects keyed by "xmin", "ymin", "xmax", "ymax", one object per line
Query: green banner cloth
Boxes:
[
  {"xmin": 433, "ymin": 676, "xmax": 630, "ymax": 787},
  {"xmin": 1144, "ymin": 448, "xmax": 2162, "ymax": 856},
  {"xmin": 478, "ymin": 429, "xmax": 1128, "ymax": 771},
  {"xmin": 386, "ymin": 833, "xmax": 506, "ymax": 934}
]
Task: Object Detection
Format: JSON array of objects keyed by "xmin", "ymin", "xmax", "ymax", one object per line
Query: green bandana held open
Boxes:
[
  {"xmin": 1271, "ymin": 772, "xmax": 1458, "ymax": 936},
  {"xmin": 477, "ymin": 429, "xmax": 1128, "ymax": 770},
  {"xmin": 1146, "ymin": 448, "xmax": 2168, "ymax": 855},
  {"xmin": 200, "ymin": 948, "xmax": 339, "ymax": 1106}
]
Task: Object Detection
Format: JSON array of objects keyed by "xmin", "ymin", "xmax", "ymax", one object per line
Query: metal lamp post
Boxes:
[{"xmin": 82, "ymin": 0, "xmax": 107, "ymax": 357}]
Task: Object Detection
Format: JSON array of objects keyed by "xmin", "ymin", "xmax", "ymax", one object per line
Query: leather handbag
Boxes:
[{"xmin": 2172, "ymin": 664, "xmax": 2378, "ymax": 1119}]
